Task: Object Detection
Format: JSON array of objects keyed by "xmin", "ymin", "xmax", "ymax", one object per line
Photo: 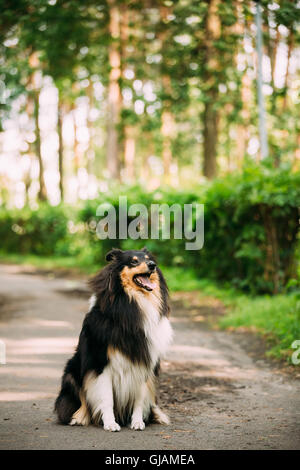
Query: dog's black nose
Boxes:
[{"xmin": 147, "ymin": 261, "xmax": 156, "ymax": 271}]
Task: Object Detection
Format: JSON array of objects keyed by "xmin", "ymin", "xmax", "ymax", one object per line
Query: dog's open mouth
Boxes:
[{"xmin": 133, "ymin": 272, "xmax": 156, "ymax": 291}]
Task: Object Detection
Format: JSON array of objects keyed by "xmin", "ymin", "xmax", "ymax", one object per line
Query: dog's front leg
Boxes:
[
  {"xmin": 85, "ymin": 369, "xmax": 121, "ymax": 432},
  {"xmin": 131, "ymin": 382, "xmax": 148, "ymax": 431}
]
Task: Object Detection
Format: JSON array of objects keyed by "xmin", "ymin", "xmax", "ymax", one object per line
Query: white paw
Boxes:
[
  {"xmin": 103, "ymin": 421, "xmax": 121, "ymax": 432},
  {"xmin": 131, "ymin": 420, "xmax": 145, "ymax": 431}
]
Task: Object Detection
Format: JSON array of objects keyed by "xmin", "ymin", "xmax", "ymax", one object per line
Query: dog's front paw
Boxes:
[
  {"xmin": 103, "ymin": 421, "xmax": 121, "ymax": 432},
  {"xmin": 131, "ymin": 420, "xmax": 145, "ymax": 431}
]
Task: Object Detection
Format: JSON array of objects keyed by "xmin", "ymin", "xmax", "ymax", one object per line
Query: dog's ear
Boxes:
[
  {"xmin": 106, "ymin": 248, "xmax": 123, "ymax": 262},
  {"xmin": 142, "ymin": 246, "xmax": 156, "ymax": 262}
]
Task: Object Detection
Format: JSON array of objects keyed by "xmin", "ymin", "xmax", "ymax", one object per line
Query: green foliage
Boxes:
[
  {"xmin": 0, "ymin": 203, "xmax": 69, "ymax": 256},
  {"xmin": 78, "ymin": 165, "xmax": 299, "ymax": 294},
  {"xmin": 164, "ymin": 265, "xmax": 300, "ymax": 363},
  {"xmin": 1, "ymin": 0, "xmax": 300, "ymax": 174},
  {"xmin": 0, "ymin": 166, "xmax": 299, "ymax": 294},
  {"xmin": 196, "ymin": 163, "xmax": 300, "ymax": 293},
  {"xmin": 219, "ymin": 291, "xmax": 300, "ymax": 361},
  {"xmin": 77, "ymin": 183, "xmax": 200, "ymax": 267}
]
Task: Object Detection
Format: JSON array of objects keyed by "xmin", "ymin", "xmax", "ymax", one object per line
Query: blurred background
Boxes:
[{"xmin": 0, "ymin": 0, "xmax": 300, "ymax": 362}]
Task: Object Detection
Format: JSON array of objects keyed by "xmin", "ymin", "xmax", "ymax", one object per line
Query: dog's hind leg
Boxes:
[{"xmin": 70, "ymin": 390, "xmax": 91, "ymax": 426}]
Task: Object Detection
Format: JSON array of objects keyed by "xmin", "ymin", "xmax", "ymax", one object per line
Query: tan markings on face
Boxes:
[
  {"xmin": 132, "ymin": 256, "xmax": 138, "ymax": 260},
  {"xmin": 149, "ymin": 270, "xmax": 159, "ymax": 284},
  {"xmin": 120, "ymin": 262, "xmax": 149, "ymax": 292},
  {"xmin": 145, "ymin": 255, "xmax": 149, "ymax": 259}
]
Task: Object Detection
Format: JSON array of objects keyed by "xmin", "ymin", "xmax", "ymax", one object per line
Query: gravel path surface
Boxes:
[{"xmin": 0, "ymin": 264, "xmax": 299, "ymax": 450}]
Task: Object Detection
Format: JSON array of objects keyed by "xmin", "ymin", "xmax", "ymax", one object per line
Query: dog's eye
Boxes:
[{"xmin": 131, "ymin": 259, "xmax": 139, "ymax": 266}]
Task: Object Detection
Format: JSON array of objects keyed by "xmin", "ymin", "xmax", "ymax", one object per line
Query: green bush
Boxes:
[
  {"xmin": 1, "ymin": 164, "xmax": 299, "ymax": 294},
  {"xmin": 219, "ymin": 291, "xmax": 300, "ymax": 361},
  {"xmin": 0, "ymin": 203, "xmax": 70, "ymax": 256},
  {"xmin": 77, "ymin": 165, "xmax": 300, "ymax": 294},
  {"xmin": 198, "ymin": 164, "xmax": 300, "ymax": 293},
  {"xmin": 77, "ymin": 184, "xmax": 200, "ymax": 265}
]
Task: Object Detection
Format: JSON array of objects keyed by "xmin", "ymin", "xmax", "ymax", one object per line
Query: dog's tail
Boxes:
[
  {"xmin": 150, "ymin": 405, "xmax": 170, "ymax": 425},
  {"xmin": 54, "ymin": 372, "xmax": 81, "ymax": 425}
]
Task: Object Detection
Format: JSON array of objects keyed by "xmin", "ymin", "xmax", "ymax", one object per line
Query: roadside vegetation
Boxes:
[
  {"xmin": 1, "ymin": 165, "xmax": 299, "ymax": 364},
  {"xmin": 1, "ymin": 250, "xmax": 299, "ymax": 364}
]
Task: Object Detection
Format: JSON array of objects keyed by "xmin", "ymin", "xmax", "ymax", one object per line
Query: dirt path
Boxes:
[{"xmin": 0, "ymin": 264, "xmax": 299, "ymax": 450}]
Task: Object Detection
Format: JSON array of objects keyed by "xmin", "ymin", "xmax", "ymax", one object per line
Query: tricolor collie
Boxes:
[{"xmin": 55, "ymin": 248, "xmax": 173, "ymax": 431}]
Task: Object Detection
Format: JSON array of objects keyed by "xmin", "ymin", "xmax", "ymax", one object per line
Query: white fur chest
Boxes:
[
  {"xmin": 109, "ymin": 350, "xmax": 148, "ymax": 405},
  {"xmin": 134, "ymin": 291, "xmax": 173, "ymax": 367},
  {"xmin": 108, "ymin": 294, "xmax": 173, "ymax": 414}
]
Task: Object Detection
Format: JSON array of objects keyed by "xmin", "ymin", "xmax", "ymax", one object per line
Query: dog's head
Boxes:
[
  {"xmin": 89, "ymin": 247, "xmax": 169, "ymax": 316},
  {"xmin": 106, "ymin": 248, "xmax": 159, "ymax": 293}
]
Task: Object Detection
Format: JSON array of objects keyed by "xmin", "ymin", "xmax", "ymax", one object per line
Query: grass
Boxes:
[
  {"xmin": 166, "ymin": 268, "xmax": 300, "ymax": 361},
  {"xmin": 0, "ymin": 252, "xmax": 98, "ymax": 274},
  {"xmin": 1, "ymin": 252, "xmax": 299, "ymax": 364},
  {"xmin": 219, "ymin": 292, "xmax": 300, "ymax": 361}
]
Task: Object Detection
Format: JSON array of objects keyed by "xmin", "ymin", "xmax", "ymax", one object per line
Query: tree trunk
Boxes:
[
  {"xmin": 124, "ymin": 125, "xmax": 135, "ymax": 181},
  {"xmin": 203, "ymin": 93, "xmax": 219, "ymax": 179},
  {"xmin": 236, "ymin": 73, "xmax": 251, "ymax": 167},
  {"xmin": 70, "ymin": 103, "xmax": 81, "ymax": 200},
  {"xmin": 282, "ymin": 30, "xmax": 293, "ymax": 111},
  {"xmin": 159, "ymin": 6, "xmax": 175, "ymax": 183},
  {"xmin": 202, "ymin": 0, "xmax": 221, "ymax": 179},
  {"xmin": 71, "ymin": 104, "xmax": 80, "ymax": 173},
  {"xmin": 106, "ymin": 0, "xmax": 121, "ymax": 180},
  {"xmin": 86, "ymin": 80, "xmax": 95, "ymax": 182},
  {"xmin": 57, "ymin": 95, "xmax": 64, "ymax": 202},
  {"xmin": 260, "ymin": 205, "xmax": 280, "ymax": 294},
  {"xmin": 22, "ymin": 154, "xmax": 32, "ymax": 206},
  {"xmin": 161, "ymin": 108, "xmax": 174, "ymax": 180},
  {"xmin": 33, "ymin": 90, "xmax": 47, "ymax": 201},
  {"xmin": 266, "ymin": 13, "xmax": 280, "ymax": 92},
  {"xmin": 294, "ymin": 133, "xmax": 300, "ymax": 167},
  {"xmin": 23, "ymin": 98, "xmax": 35, "ymax": 205},
  {"xmin": 120, "ymin": 5, "xmax": 135, "ymax": 183}
]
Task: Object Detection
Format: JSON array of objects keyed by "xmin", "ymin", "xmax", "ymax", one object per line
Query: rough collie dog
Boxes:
[{"xmin": 55, "ymin": 248, "xmax": 173, "ymax": 431}]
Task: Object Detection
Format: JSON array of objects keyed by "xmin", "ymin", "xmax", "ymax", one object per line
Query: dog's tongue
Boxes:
[{"xmin": 137, "ymin": 275, "xmax": 156, "ymax": 290}]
